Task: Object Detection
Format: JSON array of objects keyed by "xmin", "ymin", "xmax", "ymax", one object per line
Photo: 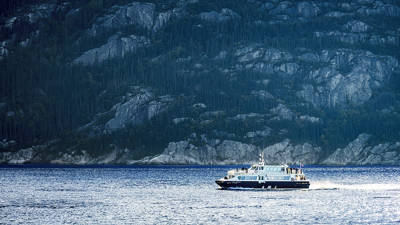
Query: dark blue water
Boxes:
[{"xmin": 1, "ymin": 165, "xmax": 399, "ymax": 224}]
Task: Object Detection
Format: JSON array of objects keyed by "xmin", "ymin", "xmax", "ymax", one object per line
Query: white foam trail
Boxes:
[
  {"xmin": 310, "ymin": 181, "xmax": 400, "ymax": 191},
  {"xmin": 309, "ymin": 181, "xmax": 339, "ymax": 190}
]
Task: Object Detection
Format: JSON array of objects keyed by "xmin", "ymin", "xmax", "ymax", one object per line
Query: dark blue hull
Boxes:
[{"xmin": 215, "ymin": 180, "xmax": 310, "ymax": 189}]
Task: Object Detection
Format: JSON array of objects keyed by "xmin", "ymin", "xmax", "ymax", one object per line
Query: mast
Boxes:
[{"xmin": 259, "ymin": 153, "xmax": 265, "ymax": 165}]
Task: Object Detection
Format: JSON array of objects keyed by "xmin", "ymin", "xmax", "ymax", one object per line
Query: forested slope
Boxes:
[{"xmin": 1, "ymin": 0, "xmax": 400, "ymax": 165}]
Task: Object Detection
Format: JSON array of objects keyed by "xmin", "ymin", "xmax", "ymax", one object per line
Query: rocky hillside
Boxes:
[{"xmin": 1, "ymin": 0, "xmax": 400, "ymax": 165}]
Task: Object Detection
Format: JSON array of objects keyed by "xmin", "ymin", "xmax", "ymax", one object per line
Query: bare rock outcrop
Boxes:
[
  {"xmin": 73, "ymin": 34, "xmax": 150, "ymax": 65},
  {"xmin": 105, "ymin": 88, "xmax": 173, "ymax": 132},
  {"xmin": 323, "ymin": 134, "xmax": 400, "ymax": 165},
  {"xmin": 298, "ymin": 49, "xmax": 398, "ymax": 108},
  {"xmin": 138, "ymin": 138, "xmax": 322, "ymax": 165},
  {"xmin": 200, "ymin": 8, "xmax": 241, "ymax": 22}
]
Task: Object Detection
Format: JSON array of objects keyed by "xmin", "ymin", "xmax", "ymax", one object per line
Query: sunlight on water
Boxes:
[{"xmin": 0, "ymin": 166, "xmax": 399, "ymax": 224}]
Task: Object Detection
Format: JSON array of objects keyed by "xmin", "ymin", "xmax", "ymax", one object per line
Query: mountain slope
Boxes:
[{"xmin": 1, "ymin": 0, "xmax": 400, "ymax": 165}]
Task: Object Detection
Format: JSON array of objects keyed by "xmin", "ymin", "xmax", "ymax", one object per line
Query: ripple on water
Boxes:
[{"xmin": 0, "ymin": 165, "xmax": 399, "ymax": 224}]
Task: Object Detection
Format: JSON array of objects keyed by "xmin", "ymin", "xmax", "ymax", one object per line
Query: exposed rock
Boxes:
[
  {"xmin": 136, "ymin": 137, "xmax": 323, "ymax": 165},
  {"xmin": 315, "ymin": 31, "xmax": 366, "ymax": 45},
  {"xmin": 51, "ymin": 150, "xmax": 91, "ymax": 165},
  {"xmin": 323, "ymin": 133, "xmax": 371, "ymax": 165},
  {"xmin": 245, "ymin": 127, "xmax": 272, "ymax": 138},
  {"xmin": 6, "ymin": 148, "xmax": 36, "ymax": 164},
  {"xmin": 145, "ymin": 141, "xmax": 200, "ymax": 164},
  {"xmin": 344, "ymin": 20, "xmax": 370, "ymax": 33},
  {"xmin": 274, "ymin": 62, "xmax": 300, "ymax": 76},
  {"xmin": 50, "ymin": 148, "xmax": 133, "ymax": 165},
  {"xmin": 212, "ymin": 130, "xmax": 236, "ymax": 139},
  {"xmin": 0, "ymin": 139, "xmax": 17, "ymax": 150},
  {"xmin": 192, "ymin": 103, "xmax": 207, "ymax": 109},
  {"xmin": 271, "ymin": 1, "xmax": 320, "ymax": 18},
  {"xmin": 252, "ymin": 62, "xmax": 274, "ymax": 74},
  {"xmin": 0, "ymin": 143, "xmax": 50, "ymax": 164},
  {"xmin": 105, "ymin": 88, "xmax": 173, "ymax": 132},
  {"xmin": 270, "ymin": 1, "xmax": 294, "ymax": 16},
  {"xmin": 153, "ymin": 11, "xmax": 172, "ymax": 31},
  {"xmin": 251, "ymin": 90, "xmax": 274, "ymax": 100},
  {"xmin": 299, "ymin": 115, "xmax": 320, "ymax": 123},
  {"xmin": 86, "ymin": 0, "xmax": 190, "ymax": 35},
  {"xmin": 296, "ymin": 2, "xmax": 321, "ymax": 18},
  {"xmin": 201, "ymin": 111, "xmax": 225, "ymax": 118},
  {"xmin": 234, "ymin": 46, "xmax": 294, "ymax": 75},
  {"xmin": 238, "ymin": 47, "xmax": 264, "ymax": 62},
  {"xmin": 177, "ymin": 0, "xmax": 199, "ymax": 7},
  {"xmin": 298, "ymin": 49, "xmax": 398, "ymax": 108},
  {"xmin": 261, "ymin": 2, "xmax": 275, "ymax": 11},
  {"xmin": 256, "ymin": 79, "xmax": 270, "ymax": 86},
  {"xmin": 357, "ymin": 2, "xmax": 400, "ymax": 17},
  {"xmin": 263, "ymin": 48, "xmax": 292, "ymax": 62},
  {"xmin": 26, "ymin": 3, "xmax": 57, "ymax": 24},
  {"xmin": 262, "ymin": 140, "xmax": 322, "ymax": 164},
  {"xmin": 315, "ymin": 31, "xmax": 399, "ymax": 46},
  {"xmin": 340, "ymin": 3, "xmax": 353, "ymax": 11},
  {"xmin": 216, "ymin": 140, "xmax": 258, "ymax": 163},
  {"xmin": 235, "ymin": 46, "xmax": 257, "ymax": 58},
  {"xmin": 214, "ymin": 50, "xmax": 228, "ymax": 60},
  {"xmin": 324, "ymin": 11, "xmax": 354, "ymax": 18},
  {"xmin": 88, "ymin": 2, "xmax": 155, "ymax": 35},
  {"xmin": 2, "ymin": 3, "xmax": 57, "ymax": 30},
  {"xmin": 141, "ymin": 140, "xmax": 258, "ymax": 165},
  {"xmin": 270, "ymin": 104, "xmax": 294, "ymax": 120},
  {"xmin": 358, "ymin": 0, "xmax": 375, "ymax": 4},
  {"xmin": 173, "ymin": 117, "xmax": 189, "ymax": 125},
  {"xmin": 369, "ymin": 35, "xmax": 399, "ymax": 46},
  {"xmin": 230, "ymin": 113, "xmax": 265, "ymax": 121},
  {"xmin": 323, "ymin": 134, "xmax": 400, "ymax": 165},
  {"xmin": 4, "ymin": 17, "xmax": 17, "ymax": 29},
  {"xmin": 73, "ymin": 34, "xmax": 150, "ymax": 65},
  {"xmin": 200, "ymin": 8, "xmax": 241, "ymax": 22}
]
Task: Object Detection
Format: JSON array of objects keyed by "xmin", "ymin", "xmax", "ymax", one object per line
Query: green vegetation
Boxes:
[{"xmin": 1, "ymin": 0, "xmax": 400, "ymax": 159}]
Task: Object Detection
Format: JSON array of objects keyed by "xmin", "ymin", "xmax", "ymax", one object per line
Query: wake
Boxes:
[{"xmin": 310, "ymin": 181, "xmax": 400, "ymax": 191}]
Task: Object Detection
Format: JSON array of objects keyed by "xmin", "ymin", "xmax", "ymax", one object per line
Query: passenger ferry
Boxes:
[{"xmin": 215, "ymin": 155, "xmax": 310, "ymax": 189}]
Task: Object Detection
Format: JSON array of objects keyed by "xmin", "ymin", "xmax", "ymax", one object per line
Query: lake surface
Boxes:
[{"xmin": 0, "ymin": 165, "xmax": 400, "ymax": 224}]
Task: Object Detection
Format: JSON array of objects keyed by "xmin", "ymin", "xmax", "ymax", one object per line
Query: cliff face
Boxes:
[{"xmin": 0, "ymin": 0, "xmax": 400, "ymax": 165}]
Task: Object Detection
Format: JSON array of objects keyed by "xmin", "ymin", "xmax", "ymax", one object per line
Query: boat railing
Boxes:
[
  {"xmin": 287, "ymin": 168, "xmax": 303, "ymax": 174},
  {"xmin": 235, "ymin": 168, "xmax": 248, "ymax": 172}
]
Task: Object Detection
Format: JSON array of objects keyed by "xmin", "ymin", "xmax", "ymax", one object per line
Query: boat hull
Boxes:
[{"xmin": 215, "ymin": 180, "xmax": 310, "ymax": 189}]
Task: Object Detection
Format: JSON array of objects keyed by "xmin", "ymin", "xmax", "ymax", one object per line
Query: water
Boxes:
[{"xmin": 1, "ymin": 165, "xmax": 400, "ymax": 224}]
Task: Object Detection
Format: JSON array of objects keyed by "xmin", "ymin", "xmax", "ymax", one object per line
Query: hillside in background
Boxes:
[{"xmin": 1, "ymin": 0, "xmax": 400, "ymax": 165}]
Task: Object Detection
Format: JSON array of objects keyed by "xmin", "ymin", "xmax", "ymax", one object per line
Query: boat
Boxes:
[{"xmin": 215, "ymin": 155, "xmax": 310, "ymax": 189}]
